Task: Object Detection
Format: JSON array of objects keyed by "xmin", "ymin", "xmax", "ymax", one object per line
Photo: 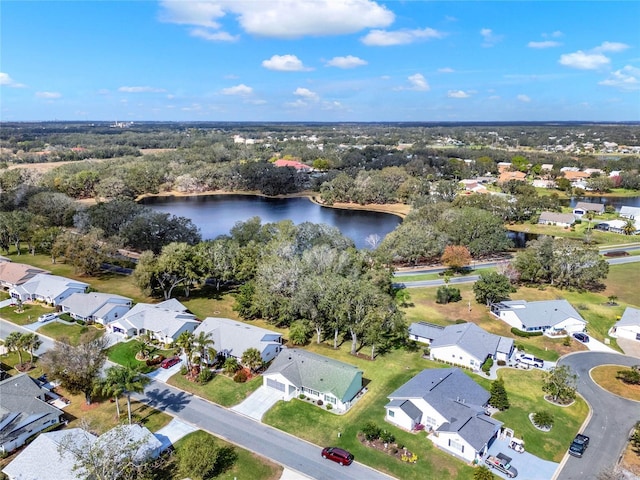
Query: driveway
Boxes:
[
  {"xmin": 231, "ymin": 385, "xmax": 283, "ymax": 421},
  {"xmin": 153, "ymin": 418, "xmax": 198, "ymax": 451},
  {"xmin": 485, "ymin": 437, "xmax": 559, "ymax": 480},
  {"xmin": 145, "ymin": 356, "xmax": 184, "ymax": 383},
  {"xmin": 579, "ymin": 334, "xmax": 618, "ymax": 354},
  {"xmin": 616, "ymin": 337, "xmax": 640, "ymax": 359}
]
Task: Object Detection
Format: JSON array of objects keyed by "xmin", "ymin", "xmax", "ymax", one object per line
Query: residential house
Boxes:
[
  {"xmin": 540, "ymin": 164, "xmax": 554, "ymax": 171},
  {"xmin": 106, "ymin": 299, "xmax": 199, "ymax": 344},
  {"xmin": 2, "ymin": 424, "xmax": 162, "ymax": 480},
  {"xmin": 408, "ymin": 322, "xmax": 514, "ymax": 370},
  {"xmin": 9, "ymin": 274, "xmax": 89, "ymax": 306},
  {"xmin": 385, "ymin": 368, "xmax": 502, "ymax": 463},
  {"xmin": 59, "ymin": 292, "xmax": 132, "ymax": 325},
  {"xmin": 610, "ymin": 307, "xmax": 640, "ymax": 341},
  {"xmin": 193, "ymin": 317, "xmax": 283, "ymax": 364},
  {"xmin": 538, "ymin": 212, "xmax": 575, "ymax": 227},
  {"xmin": 262, "ymin": 348, "xmax": 363, "ymax": 412},
  {"xmin": 498, "ymin": 171, "xmax": 526, "ymax": 184},
  {"xmin": 620, "ymin": 206, "xmax": 640, "ymax": 220},
  {"xmin": 572, "ymin": 201, "xmax": 605, "ymax": 217},
  {"xmin": 497, "ymin": 162, "xmax": 512, "ymax": 173},
  {"xmin": 595, "ymin": 219, "xmax": 640, "ymax": 235},
  {"xmin": 0, "ymin": 262, "xmax": 49, "ymax": 290},
  {"xmin": 532, "ymin": 179, "xmax": 555, "ymax": 189},
  {"xmin": 491, "ymin": 299, "xmax": 587, "ymax": 334},
  {"xmin": 0, "ymin": 374, "xmax": 64, "ymax": 454},
  {"xmin": 273, "ymin": 159, "xmax": 313, "ymax": 172}
]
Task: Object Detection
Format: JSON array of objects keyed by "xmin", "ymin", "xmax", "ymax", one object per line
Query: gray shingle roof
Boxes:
[
  {"xmin": 574, "ymin": 202, "xmax": 605, "ymax": 213},
  {"xmin": 495, "ymin": 299, "xmax": 586, "ymax": 329},
  {"xmin": 429, "ymin": 323, "xmax": 513, "ymax": 361},
  {"xmin": 265, "ymin": 349, "xmax": 362, "ymax": 402},
  {"xmin": 616, "ymin": 307, "xmax": 640, "ymax": 327},
  {"xmin": 117, "ymin": 302, "xmax": 198, "ymax": 338},
  {"xmin": 408, "ymin": 322, "xmax": 445, "ymax": 340},
  {"xmin": 60, "ymin": 292, "xmax": 131, "ymax": 318},
  {"xmin": 538, "ymin": 212, "xmax": 575, "ymax": 224},
  {"xmin": 441, "ymin": 413, "xmax": 502, "ymax": 450},
  {"xmin": 13, "ymin": 274, "xmax": 88, "ymax": 299},
  {"xmin": 194, "ymin": 317, "xmax": 282, "ymax": 359}
]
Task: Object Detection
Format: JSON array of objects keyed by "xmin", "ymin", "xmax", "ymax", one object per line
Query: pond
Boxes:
[
  {"xmin": 140, "ymin": 194, "xmax": 402, "ymax": 249},
  {"xmin": 565, "ymin": 195, "xmax": 640, "ymax": 209}
]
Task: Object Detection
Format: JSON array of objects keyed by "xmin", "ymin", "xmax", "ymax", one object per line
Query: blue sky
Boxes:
[{"xmin": 2, "ymin": 1, "xmax": 639, "ymax": 122}]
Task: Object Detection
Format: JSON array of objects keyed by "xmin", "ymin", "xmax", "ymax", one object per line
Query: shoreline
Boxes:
[{"xmin": 136, "ymin": 189, "xmax": 410, "ymax": 218}]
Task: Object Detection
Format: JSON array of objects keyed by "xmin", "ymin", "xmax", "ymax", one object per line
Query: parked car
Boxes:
[
  {"xmin": 37, "ymin": 312, "xmax": 58, "ymax": 323},
  {"xmin": 321, "ymin": 447, "xmax": 354, "ymax": 466},
  {"xmin": 485, "ymin": 452, "xmax": 518, "ymax": 478},
  {"xmin": 573, "ymin": 332, "xmax": 589, "ymax": 343},
  {"xmin": 569, "ymin": 433, "xmax": 590, "ymax": 458},
  {"xmin": 516, "ymin": 353, "xmax": 544, "ymax": 368},
  {"xmin": 160, "ymin": 357, "xmax": 181, "ymax": 369}
]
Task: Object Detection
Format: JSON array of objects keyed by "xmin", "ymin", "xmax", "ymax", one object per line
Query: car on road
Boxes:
[
  {"xmin": 569, "ymin": 433, "xmax": 590, "ymax": 458},
  {"xmin": 516, "ymin": 353, "xmax": 544, "ymax": 368},
  {"xmin": 160, "ymin": 356, "xmax": 181, "ymax": 369},
  {"xmin": 573, "ymin": 332, "xmax": 589, "ymax": 343},
  {"xmin": 321, "ymin": 447, "xmax": 354, "ymax": 466},
  {"xmin": 37, "ymin": 312, "xmax": 58, "ymax": 323}
]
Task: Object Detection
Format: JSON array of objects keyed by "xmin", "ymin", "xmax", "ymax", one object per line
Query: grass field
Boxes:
[
  {"xmin": 167, "ymin": 371, "xmax": 263, "ymax": 407},
  {"xmin": 591, "ymin": 365, "xmax": 640, "ymax": 402},
  {"xmin": 38, "ymin": 321, "xmax": 104, "ymax": 345},
  {"xmin": 0, "ymin": 303, "xmax": 57, "ymax": 325}
]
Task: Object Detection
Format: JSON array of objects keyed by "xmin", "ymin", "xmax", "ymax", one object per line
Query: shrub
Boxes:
[
  {"xmin": 146, "ymin": 355, "xmax": 165, "ymax": 367},
  {"xmin": 380, "ymin": 430, "xmax": 395, "ymax": 444},
  {"xmin": 617, "ymin": 366, "xmax": 640, "ymax": 385},
  {"xmin": 436, "ymin": 285, "xmax": 462, "ymax": 304},
  {"xmin": 233, "ymin": 370, "xmax": 248, "ymax": 383},
  {"xmin": 75, "ymin": 319, "xmax": 86, "ymax": 326},
  {"xmin": 326, "ymin": 403, "xmax": 332, "ymax": 410},
  {"xmin": 563, "ymin": 336, "xmax": 571, "ymax": 347},
  {"xmin": 510, "ymin": 327, "xmax": 543, "ymax": 337},
  {"xmin": 533, "ymin": 411, "xmax": 554, "ymax": 428},
  {"xmin": 198, "ymin": 368, "xmax": 215, "ymax": 384},
  {"xmin": 299, "ymin": 393, "xmax": 306, "ymax": 400},
  {"xmin": 422, "ymin": 347, "xmax": 430, "ymax": 357},
  {"xmin": 454, "ymin": 319, "xmax": 467, "ymax": 324},
  {"xmin": 481, "ymin": 357, "xmax": 493, "ymax": 373},
  {"xmin": 497, "ymin": 360, "xmax": 506, "ymax": 366},
  {"xmin": 362, "ymin": 421, "xmax": 381, "ymax": 441},
  {"xmin": 180, "ymin": 365, "xmax": 188, "ymax": 376}
]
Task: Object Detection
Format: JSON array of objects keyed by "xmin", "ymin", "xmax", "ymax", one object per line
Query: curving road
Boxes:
[{"xmin": 556, "ymin": 352, "xmax": 640, "ymax": 480}]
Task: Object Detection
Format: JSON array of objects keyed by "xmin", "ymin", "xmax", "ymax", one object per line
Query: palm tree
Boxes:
[
  {"xmin": 5, "ymin": 331, "xmax": 25, "ymax": 367},
  {"xmin": 99, "ymin": 367, "xmax": 125, "ymax": 419},
  {"xmin": 176, "ymin": 331, "xmax": 195, "ymax": 371},
  {"xmin": 622, "ymin": 218, "xmax": 636, "ymax": 236},
  {"xmin": 21, "ymin": 333, "xmax": 42, "ymax": 366},
  {"xmin": 241, "ymin": 347, "xmax": 263, "ymax": 374},
  {"xmin": 103, "ymin": 365, "xmax": 151, "ymax": 424},
  {"xmin": 223, "ymin": 356, "xmax": 240, "ymax": 375},
  {"xmin": 194, "ymin": 331, "xmax": 215, "ymax": 366}
]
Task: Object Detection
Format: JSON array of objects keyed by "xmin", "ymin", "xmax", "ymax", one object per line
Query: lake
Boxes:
[
  {"xmin": 566, "ymin": 195, "xmax": 640, "ymax": 209},
  {"xmin": 140, "ymin": 194, "xmax": 402, "ymax": 249}
]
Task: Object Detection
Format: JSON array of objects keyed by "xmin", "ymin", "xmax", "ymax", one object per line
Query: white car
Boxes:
[
  {"xmin": 516, "ymin": 353, "xmax": 544, "ymax": 368},
  {"xmin": 37, "ymin": 313, "xmax": 58, "ymax": 323}
]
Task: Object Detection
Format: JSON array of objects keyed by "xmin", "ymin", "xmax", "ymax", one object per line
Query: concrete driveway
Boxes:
[
  {"xmin": 231, "ymin": 385, "xmax": 283, "ymax": 421},
  {"xmin": 145, "ymin": 357, "xmax": 183, "ymax": 383},
  {"xmin": 153, "ymin": 418, "xmax": 198, "ymax": 451},
  {"xmin": 580, "ymin": 335, "xmax": 618, "ymax": 354},
  {"xmin": 485, "ymin": 437, "xmax": 559, "ymax": 480},
  {"xmin": 616, "ymin": 337, "xmax": 640, "ymax": 359}
]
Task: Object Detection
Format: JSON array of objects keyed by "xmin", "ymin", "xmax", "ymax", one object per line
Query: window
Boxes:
[
  {"xmin": 425, "ymin": 416, "xmax": 437, "ymax": 427},
  {"xmin": 388, "ymin": 410, "xmax": 395, "ymax": 418},
  {"xmin": 636, "ymin": 333, "xmax": 640, "ymax": 341},
  {"xmin": 448, "ymin": 439, "xmax": 464, "ymax": 453}
]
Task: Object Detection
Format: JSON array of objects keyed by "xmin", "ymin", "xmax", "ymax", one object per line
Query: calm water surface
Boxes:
[{"xmin": 141, "ymin": 194, "xmax": 402, "ymax": 249}]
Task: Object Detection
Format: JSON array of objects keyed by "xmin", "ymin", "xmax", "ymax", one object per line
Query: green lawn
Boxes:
[
  {"xmin": 0, "ymin": 351, "xmax": 45, "ymax": 378},
  {"xmin": 0, "ymin": 303, "xmax": 57, "ymax": 326},
  {"xmin": 107, "ymin": 339, "xmax": 175, "ymax": 372},
  {"xmin": 168, "ymin": 371, "xmax": 263, "ymax": 407},
  {"xmin": 38, "ymin": 321, "xmax": 104, "ymax": 346}
]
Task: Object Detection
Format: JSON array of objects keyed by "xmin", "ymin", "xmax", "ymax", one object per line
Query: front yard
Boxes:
[{"xmin": 168, "ymin": 370, "xmax": 263, "ymax": 407}]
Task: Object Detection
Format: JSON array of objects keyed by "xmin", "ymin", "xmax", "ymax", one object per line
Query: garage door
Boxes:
[{"xmin": 266, "ymin": 378, "xmax": 286, "ymax": 392}]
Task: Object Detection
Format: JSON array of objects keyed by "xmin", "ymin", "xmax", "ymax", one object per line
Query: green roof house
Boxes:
[{"xmin": 263, "ymin": 349, "xmax": 364, "ymax": 412}]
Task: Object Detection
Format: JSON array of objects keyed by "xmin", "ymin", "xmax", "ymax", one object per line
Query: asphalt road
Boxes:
[{"xmin": 556, "ymin": 352, "xmax": 640, "ymax": 480}]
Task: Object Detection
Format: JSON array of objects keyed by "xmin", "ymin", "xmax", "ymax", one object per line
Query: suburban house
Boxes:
[
  {"xmin": 273, "ymin": 158, "xmax": 313, "ymax": 172},
  {"xmin": 9, "ymin": 273, "xmax": 89, "ymax": 306},
  {"xmin": 106, "ymin": 299, "xmax": 199, "ymax": 344},
  {"xmin": 0, "ymin": 374, "xmax": 64, "ymax": 454},
  {"xmin": 491, "ymin": 299, "xmax": 587, "ymax": 335},
  {"xmin": 59, "ymin": 292, "xmax": 132, "ymax": 324},
  {"xmin": 595, "ymin": 219, "xmax": 640, "ymax": 235},
  {"xmin": 498, "ymin": 171, "xmax": 526, "ymax": 184},
  {"xmin": 385, "ymin": 368, "xmax": 502, "ymax": 463},
  {"xmin": 0, "ymin": 262, "xmax": 49, "ymax": 290},
  {"xmin": 538, "ymin": 211, "xmax": 575, "ymax": 227},
  {"xmin": 2, "ymin": 424, "xmax": 162, "ymax": 480},
  {"xmin": 610, "ymin": 307, "xmax": 640, "ymax": 341},
  {"xmin": 409, "ymin": 322, "xmax": 514, "ymax": 370},
  {"xmin": 262, "ymin": 348, "xmax": 364, "ymax": 412},
  {"xmin": 193, "ymin": 317, "xmax": 283, "ymax": 364},
  {"xmin": 620, "ymin": 206, "xmax": 640, "ymax": 220},
  {"xmin": 572, "ymin": 201, "xmax": 605, "ymax": 217}
]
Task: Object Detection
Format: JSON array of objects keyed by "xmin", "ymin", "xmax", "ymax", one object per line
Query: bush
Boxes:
[
  {"xmin": 422, "ymin": 347, "xmax": 430, "ymax": 357},
  {"xmin": 233, "ymin": 370, "xmax": 248, "ymax": 383},
  {"xmin": 198, "ymin": 368, "xmax": 215, "ymax": 384},
  {"xmin": 146, "ymin": 355, "xmax": 165, "ymax": 367},
  {"xmin": 617, "ymin": 366, "xmax": 640, "ymax": 385},
  {"xmin": 563, "ymin": 336, "xmax": 572, "ymax": 347},
  {"xmin": 436, "ymin": 285, "xmax": 462, "ymax": 304},
  {"xmin": 481, "ymin": 357, "xmax": 494, "ymax": 373},
  {"xmin": 454, "ymin": 319, "xmax": 467, "ymax": 324},
  {"xmin": 299, "ymin": 393, "xmax": 306, "ymax": 400},
  {"xmin": 510, "ymin": 327, "xmax": 543, "ymax": 337},
  {"xmin": 533, "ymin": 411, "xmax": 554, "ymax": 428},
  {"xmin": 380, "ymin": 430, "xmax": 395, "ymax": 444},
  {"xmin": 326, "ymin": 403, "xmax": 332, "ymax": 410},
  {"xmin": 362, "ymin": 421, "xmax": 381, "ymax": 441},
  {"xmin": 497, "ymin": 360, "xmax": 506, "ymax": 366},
  {"xmin": 76, "ymin": 319, "xmax": 86, "ymax": 326},
  {"xmin": 180, "ymin": 365, "xmax": 188, "ymax": 376}
]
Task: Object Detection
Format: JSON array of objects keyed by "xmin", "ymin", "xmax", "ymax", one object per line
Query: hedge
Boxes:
[{"xmin": 511, "ymin": 327, "xmax": 543, "ymax": 337}]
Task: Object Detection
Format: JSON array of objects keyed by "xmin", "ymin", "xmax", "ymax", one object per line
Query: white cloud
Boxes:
[
  {"xmin": 438, "ymin": 67, "xmax": 455, "ymax": 73},
  {"xmin": 599, "ymin": 65, "xmax": 640, "ymax": 91},
  {"xmin": 221, "ymin": 84, "xmax": 253, "ymax": 96},
  {"xmin": 480, "ymin": 28, "xmax": 503, "ymax": 47},
  {"xmin": 528, "ymin": 41, "xmax": 561, "ymax": 49},
  {"xmin": 262, "ymin": 54, "xmax": 310, "ymax": 71},
  {"xmin": 160, "ymin": 0, "xmax": 393, "ymax": 39},
  {"xmin": 285, "ymin": 99, "xmax": 309, "ymax": 108},
  {"xmin": 361, "ymin": 27, "xmax": 445, "ymax": 46},
  {"xmin": 35, "ymin": 91, "xmax": 61, "ymax": 99},
  {"xmin": 447, "ymin": 90, "xmax": 470, "ymax": 98},
  {"xmin": 559, "ymin": 51, "xmax": 610, "ymax": 70},
  {"xmin": 326, "ymin": 55, "xmax": 367, "ymax": 69},
  {"xmin": 118, "ymin": 86, "xmax": 166, "ymax": 93},
  {"xmin": 594, "ymin": 41, "xmax": 629, "ymax": 53},
  {"xmin": 517, "ymin": 94, "xmax": 531, "ymax": 102},
  {"xmin": 190, "ymin": 28, "xmax": 239, "ymax": 42},
  {"xmin": 0, "ymin": 72, "xmax": 26, "ymax": 88},
  {"xmin": 396, "ymin": 73, "xmax": 430, "ymax": 91},
  {"xmin": 293, "ymin": 87, "xmax": 319, "ymax": 101}
]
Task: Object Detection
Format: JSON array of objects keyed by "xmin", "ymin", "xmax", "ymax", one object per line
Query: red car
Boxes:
[
  {"xmin": 160, "ymin": 357, "xmax": 181, "ymax": 369},
  {"xmin": 321, "ymin": 447, "xmax": 354, "ymax": 466}
]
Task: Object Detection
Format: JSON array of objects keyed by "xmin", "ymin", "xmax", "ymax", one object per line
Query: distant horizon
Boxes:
[{"xmin": 2, "ymin": 1, "xmax": 639, "ymax": 122}]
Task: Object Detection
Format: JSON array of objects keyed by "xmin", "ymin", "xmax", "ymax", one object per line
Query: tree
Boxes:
[
  {"xmin": 436, "ymin": 285, "xmax": 462, "ymax": 304},
  {"xmin": 441, "ymin": 245, "xmax": 472, "ymax": 272},
  {"xmin": 474, "ymin": 465, "xmax": 495, "ymax": 480},
  {"xmin": 288, "ymin": 320, "xmax": 312, "ymax": 345},
  {"xmin": 223, "ymin": 356, "xmax": 241, "ymax": 375},
  {"xmin": 177, "ymin": 433, "xmax": 238, "ymax": 480},
  {"xmin": 194, "ymin": 330, "xmax": 216, "ymax": 366},
  {"xmin": 241, "ymin": 347, "xmax": 263, "ymax": 373},
  {"xmin": 21, "ymin": 332, "xmax": 42, "ymax": 366},
  {"xmin": 4, "ymin": 331, "xmax": 26, "ymax": 367},
  {"xmin": 623, "ymin": 218, "xmax": 637, "ymax": 236},
  {"xmin": 489, "ymin": 378, "xmax": 510, "ymax": 411},
  {"xmin": 97, "ymin": 368, "xmax": 125, "ymax": 419},
  {"xmin": 542, "ymin": 365, "xmax": 578, "ymax": 404},
  {"xmin": 438, "ymin": 207, "xmax": 512, "ymax": 257},
  {"xmin": 473, "ymin": 272, "xmax": 514, "ymax": 305},
  {"xmin": 176, "ymin": 331, "xmax": 195, "ymax": 372},
  {"xmin": 40, "ymin": 336, "xmax": 108, "ymax": 404},
  {"xmin": 102, "ymin": 365, "xmax": 151, "ymax": 425}
]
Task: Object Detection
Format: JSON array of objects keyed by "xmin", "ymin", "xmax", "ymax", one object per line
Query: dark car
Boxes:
[
  {"xmin": 321, "ymin": 447, "xmax": 354, "ymax": 466},
  {"xmin": 160, "ymin": 356, "xmax": 181, "ymax": 369},
  {"xmin": 569, "ymin": 433, "xmax": 590, "ymax": 458},
  {"xmin": 573, "ymin": 332, "xmax": 589, "ymax": 343}
]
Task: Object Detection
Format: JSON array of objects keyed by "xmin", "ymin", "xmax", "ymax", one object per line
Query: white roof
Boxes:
[
  {"xmin": 12, "ymin": 274, "xmax": 88, "ymax": 300},
  {"xmin": 616, "ymin": 307, "xmax": 640, "ymax": 327},
  {"xmin": 115, "ymin": 302, "xmax": 198, "ymax": 338},
  {"xmin": 60, "ymin": 292, "xmax": 131, "ymax": 318},
  {"xmin": 194, "ymin": 317, "xmax": 282, "ymax": 358}
]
